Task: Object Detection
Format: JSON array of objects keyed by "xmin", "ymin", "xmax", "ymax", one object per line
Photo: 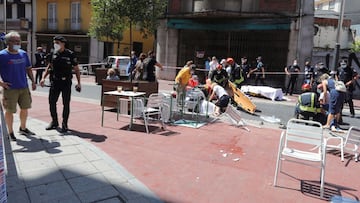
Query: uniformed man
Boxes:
[
  {"xmin": 337, "ymin": 59, "xmax": 359, "ymax": 118},
  {"xmin": 40, "ymin": 36, "xmax": 81, "ymax": 132}
]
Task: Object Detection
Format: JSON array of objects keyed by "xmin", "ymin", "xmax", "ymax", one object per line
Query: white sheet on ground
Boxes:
[{"xmin": 241, "ymin": 85, "xmax": 283, "ymax": 101}]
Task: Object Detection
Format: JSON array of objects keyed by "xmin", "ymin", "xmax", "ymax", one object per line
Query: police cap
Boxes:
[{"xmin": 53, "ymin": 35, "xmax": 67, "ymax": 43}]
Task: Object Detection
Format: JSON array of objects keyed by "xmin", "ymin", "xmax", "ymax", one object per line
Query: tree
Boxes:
[
  {"xmin": 89, "ymin": 0, "xmax": 127, "ymax": 43},
  {"xmin": 89, "ymin": 0, "xmax": 167, "ymax": 52},
  {"xmin": 350, "ymin": 39, "xmax": 360, "ymax": 53}
]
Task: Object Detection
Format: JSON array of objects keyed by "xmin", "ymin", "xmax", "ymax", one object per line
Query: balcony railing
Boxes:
[
  {"xmin": 39, "ymin": 18, "xmax": 85, "ymax": 33},
  {"xmin": 64, "ymin": 18, "xmax": 82, "ymax": 32},
  {"xmin": 40, "ymin": 18, "xmax": 58, "ymax": 32}
]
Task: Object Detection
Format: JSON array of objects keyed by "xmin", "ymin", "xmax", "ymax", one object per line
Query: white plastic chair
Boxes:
[
  {"xmin": 327, "ymin": 126, "xmax": 360, "ymax": 162},
  {"xmin": 273, "ymin": 118, "xmax": 326, "ymax": 198},
  {"xmin": 133, "ymin": 98, "xmax": 164, "ymax": 134}
]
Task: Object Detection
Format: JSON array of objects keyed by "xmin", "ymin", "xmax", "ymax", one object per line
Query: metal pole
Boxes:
[
  {"xmin": 332, "ymin": 0, "xmax": 346, "ymax": 71},
  {"xmin": 4, "ymin": 0, "xmax": 7, "ymax": 33}
]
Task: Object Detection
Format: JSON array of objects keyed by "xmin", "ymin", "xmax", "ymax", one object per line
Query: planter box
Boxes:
[{"xmin": 95, "ymin": 68, "xmax": 108, "ymax": 85}]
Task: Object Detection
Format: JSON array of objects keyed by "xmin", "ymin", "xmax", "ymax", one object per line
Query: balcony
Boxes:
[
  {"xmin": 40, "ymin": 18, "xmax": 58, "ymax": 32},
  {"xmin": 39, "ymin": 18, "xmax": 86, "ymax": 34},
  {"xmin": 64, "ymin": 18, "xmax": 83, "ymax": 33}
]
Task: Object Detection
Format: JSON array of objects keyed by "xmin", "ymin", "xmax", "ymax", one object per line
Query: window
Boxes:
[
  {"xmin": 71, "ymin": 2, "xmax": 81, "ymax": 30},
  {"xmin": 329, "ymin": 0, "xmax": 335, "ymax": 10},
  {"xmin": 48, "ymin": 3, "xmax": 57, "ymax": 30},
  {"xmin": 6, "ymin": 4, "xmax": 12, "ymax": 19},
  {"xmin": 17, "ymin": 3, "xmax": 25, "ymax": 18}
]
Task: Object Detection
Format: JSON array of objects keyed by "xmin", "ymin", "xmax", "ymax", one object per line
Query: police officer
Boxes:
[
  {"xmin": 40, "ymin": 36, "xmax": 81, "ymax": 132},
  {"xmin": 337, "ymin": 59, "xmax": 358, "ymax": 118},
  {"xmin": 34, "ymin": 47, "xmax": 46, "ymax": 84},
  {"xmin": 284, "ymin": 59, "xmax": 300, "ymax": 96},
  {"xmin": 294, "ymin": 83, "xmax": 324, "ymax": 124}
]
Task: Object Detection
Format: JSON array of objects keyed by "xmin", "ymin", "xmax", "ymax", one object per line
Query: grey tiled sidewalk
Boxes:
[{"xmin": 4, "ymin": 117, "xmax": 162, "ymax": 203}]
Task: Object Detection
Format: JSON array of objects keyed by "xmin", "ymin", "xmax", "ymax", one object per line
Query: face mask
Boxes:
[
  {"xmin": 53, "ymin": 44, "xmax": 61, "ymax": 52},
  {"xmin": 293, "ymin": 63, "xmax": 298, "ymax": 66},
  {"xmin": 12, "ymin": 45, "xmax": 21, "ymax": 51},
  {"xmin": 340, "ymin": 63, "xmax": 346, "ymax": 68}
]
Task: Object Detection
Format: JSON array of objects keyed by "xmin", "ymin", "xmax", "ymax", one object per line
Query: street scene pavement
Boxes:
[{"xmin": 3, "ymin": 75, "xmax": 360, "ymax": 203}]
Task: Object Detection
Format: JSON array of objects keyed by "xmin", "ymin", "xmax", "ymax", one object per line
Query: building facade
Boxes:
[
  {"xmin": 0, "ymin": 0, "xmax": 156, "ymax": 64},
  {"xmin": 0, "ymin": 0, "xmax": 33, "ymax": 55},
  {"xmin": 157, "ymin": 0, "xmax": 314, "ymax": 88},
  {"xmin": 34, "ymin": 0, "xmax": 155, "ymax": 64}
]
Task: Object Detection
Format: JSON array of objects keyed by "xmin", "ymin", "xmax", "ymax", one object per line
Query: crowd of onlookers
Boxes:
[
  {"xmin": 294, "ymin": 57, "xmax": 359, "ymax": 132},
  {"xmin": 175, "ymin": 54, "xmax": 359, "ymax": 125}
]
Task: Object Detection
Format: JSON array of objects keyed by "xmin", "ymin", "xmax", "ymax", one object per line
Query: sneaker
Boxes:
[
  {"xmin": 19, "ymin": 128, "xmax": 35, "ymax": 136},
  {"xmin": 9, "ymin": 132, "xmax": 16, "ymax": 141},
  {"xmin": 331, "ymin": 126, "xmax": 344, "ymax": 133},
  {"xmin": 61, "ymin": 122, "xmax": 68, "ymax": 133},
  {"xmin": 46, "ymin": 121, "xmax": 59, "ymax": 130}
]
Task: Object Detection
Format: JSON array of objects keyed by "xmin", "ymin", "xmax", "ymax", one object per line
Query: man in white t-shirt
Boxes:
[{"xmin": 209, "ymin": 83, "xmax": 230, "ymax": 116}]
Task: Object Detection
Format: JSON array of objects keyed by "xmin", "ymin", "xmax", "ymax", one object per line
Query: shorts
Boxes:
[
  {"xmin": 216, "ymin": 95, "xmax": 230, "ymax": 108},
  {"xmin": 3, "ymin": 88, "xmax": 32, "ymax": 113},
  {"xmin": 328, "ymin": 89, "xmax": 345, "ymax": 115}
]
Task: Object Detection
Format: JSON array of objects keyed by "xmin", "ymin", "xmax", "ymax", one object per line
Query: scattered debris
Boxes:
[{"xmin": 233, "ymin": 158, "xmax": 240, "ymax": 162}]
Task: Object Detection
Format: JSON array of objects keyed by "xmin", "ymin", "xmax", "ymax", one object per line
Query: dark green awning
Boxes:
[{"xmin": 167, "ymin": 18, "xmax": 291, "ymax": 31}]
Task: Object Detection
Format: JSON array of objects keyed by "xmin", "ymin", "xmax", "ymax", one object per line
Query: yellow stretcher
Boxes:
[{"xmin": 228, "ymin": 81, "xmax": 256, "ymax": 114}]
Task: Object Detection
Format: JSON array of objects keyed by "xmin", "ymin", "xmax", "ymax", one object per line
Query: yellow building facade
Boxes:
[{"xmin": 35, "ymin": 0, "xmax": 154, "ymax": 63}]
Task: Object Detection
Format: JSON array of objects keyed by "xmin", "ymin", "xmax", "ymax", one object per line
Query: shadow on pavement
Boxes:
[
  {"xmin": 12, "ymin": 135, "xmax": 62, "ymax": 154},
  {"xmin": 65, "ymin": 129, "xmax": 107, "ymax": 143}
]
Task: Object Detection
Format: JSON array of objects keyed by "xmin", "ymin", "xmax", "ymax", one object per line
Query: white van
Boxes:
[{"xmin": 105, "ymin": 56, "xmax": 131, "ymax": 76}]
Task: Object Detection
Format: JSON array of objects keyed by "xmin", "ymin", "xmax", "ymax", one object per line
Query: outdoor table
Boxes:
[{"xmin": 101, "ymin": 90, "xmax": 146, "ymax": 130}]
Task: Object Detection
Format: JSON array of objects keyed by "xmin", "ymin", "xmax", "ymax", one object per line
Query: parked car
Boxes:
[{"xmin": 105, "ymin": 56, "xmax": 131, "ymax": 77}]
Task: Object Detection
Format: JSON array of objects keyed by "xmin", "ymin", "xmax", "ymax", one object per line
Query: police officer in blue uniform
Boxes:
[{"xmin": 40, "ymin": 36, "xmax": 81, "ymax": 132}]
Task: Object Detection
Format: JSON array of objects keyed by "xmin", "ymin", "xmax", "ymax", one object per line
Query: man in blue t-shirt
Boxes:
[{"xmin": 0, "ymin": 31, "xmax": 36, "ymax": 141}]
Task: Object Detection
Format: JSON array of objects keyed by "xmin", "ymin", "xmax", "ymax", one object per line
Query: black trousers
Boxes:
[
  {"xmin": 49, "ymin": 80, "xmax": 72, "ymax": 124},
  {"xmin": 35, "ymin": 69, "xmax": 44, "ymax": 84},
  {"xmin": 254, "ymin": 74, "xmax": 265, "ymax": 86},
  {"xmin": 286, "ymin": 76, "xmax": 297, "ymax": 95}
]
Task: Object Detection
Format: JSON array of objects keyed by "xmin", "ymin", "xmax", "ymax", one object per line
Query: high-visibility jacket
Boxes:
[
  {"xmin": 230, "ymin": 64, "xmax": 244, "ymax": 85},
  {"xmin": 297, "ymin": 92, "xmax": 321, "ymax": 113}
]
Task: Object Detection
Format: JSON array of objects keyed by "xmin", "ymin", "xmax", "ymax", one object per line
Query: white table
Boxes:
[{"xmin": 101, "ymin": 90, "xmax": 146, "ymax": 130}]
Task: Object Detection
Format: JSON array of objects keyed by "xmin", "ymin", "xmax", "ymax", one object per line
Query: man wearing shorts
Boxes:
[{"xmin": 0, "ymin": 31, "xmax": 36, "ymax": 141}]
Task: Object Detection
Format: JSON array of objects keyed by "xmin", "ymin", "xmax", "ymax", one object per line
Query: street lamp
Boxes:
[{"xmin": 332, "ymin": 0, "xmax": 346, "ymax": 71}]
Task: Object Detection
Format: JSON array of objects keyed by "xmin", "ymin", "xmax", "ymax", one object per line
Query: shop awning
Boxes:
[{"xmin": 167, "ymin": 18, "xmax": 291, "ymax": 31}]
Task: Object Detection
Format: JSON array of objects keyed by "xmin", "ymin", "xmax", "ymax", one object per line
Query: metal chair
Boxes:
[
  {"xmin": 133, "ymin": 98, "xmax": 164, "ymax": 134},
  {"xmin": 273, "ymin": 118, "xmax": 326, "ymax": 198},
  {"xmin": 327, "ymin": 126, "xmax": 360, "ymax": 162}
]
